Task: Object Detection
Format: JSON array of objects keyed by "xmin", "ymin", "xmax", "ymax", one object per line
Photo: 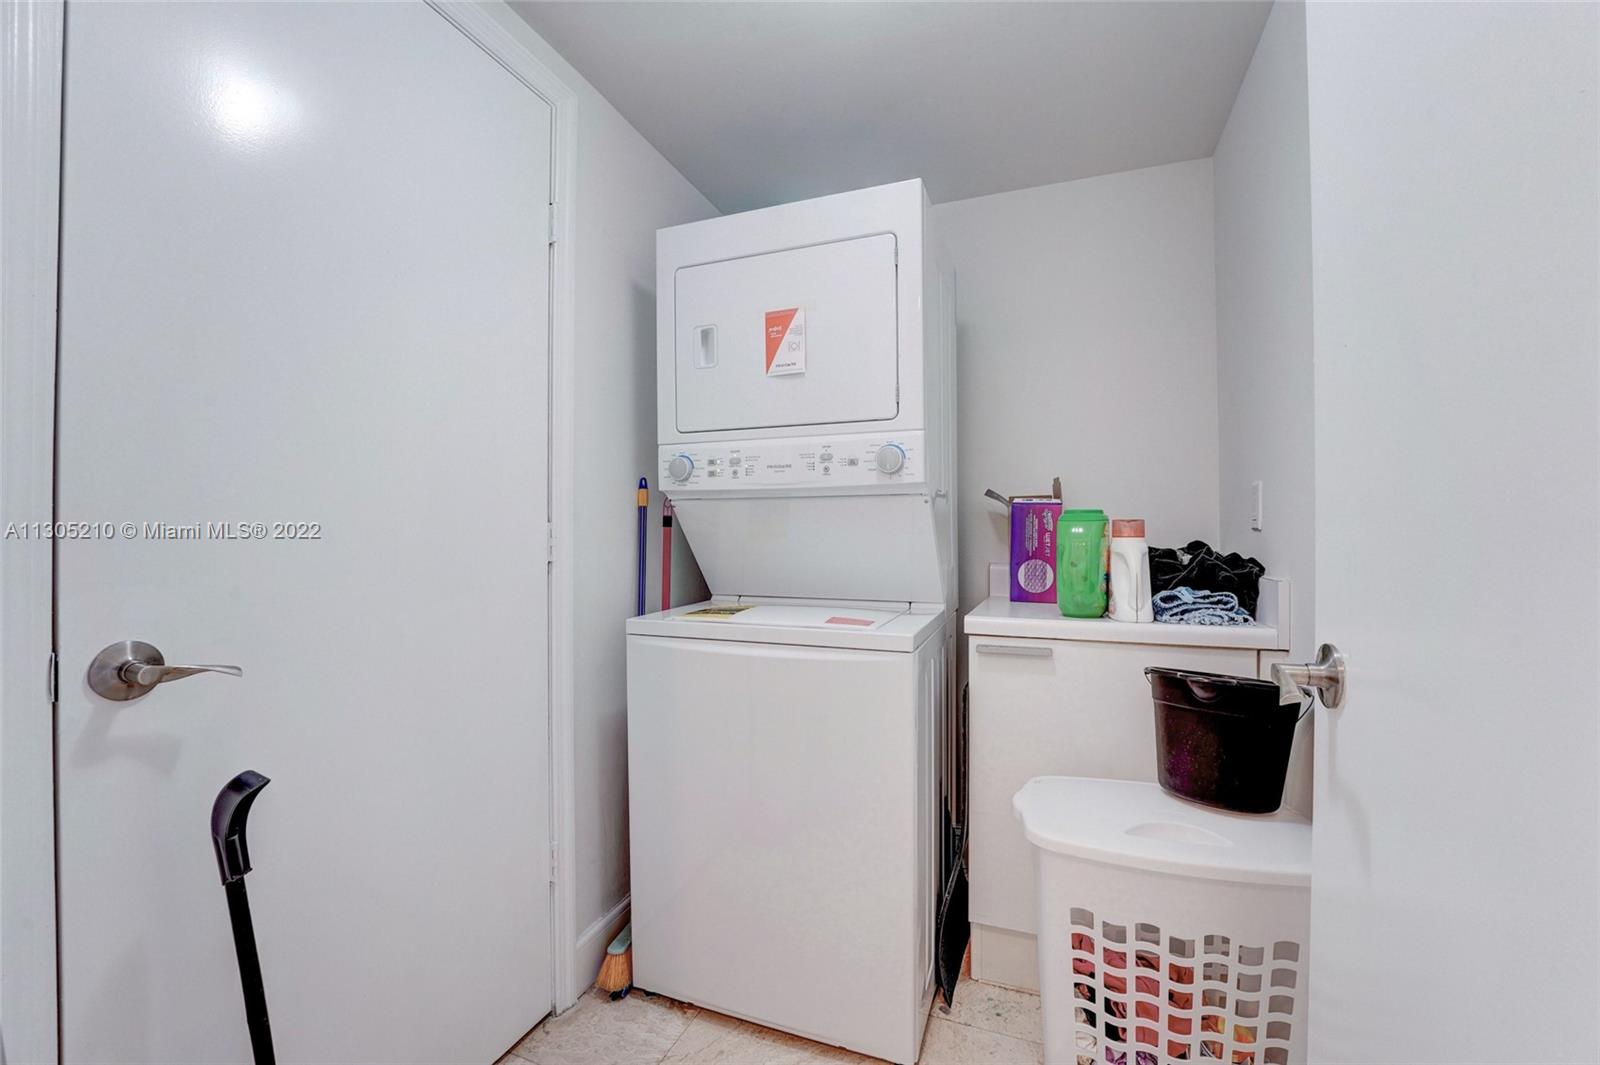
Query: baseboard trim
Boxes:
[
  {"xmin": 569, "ymin": 896, "xmax": 630, "ymax": 1008},
  {"xmin": 971, "ymin": 923, "xmax": 1040, "ymax": 993}
]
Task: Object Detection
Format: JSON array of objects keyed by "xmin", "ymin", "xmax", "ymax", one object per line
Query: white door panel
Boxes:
[
  {"xmin": 1305, "ymin": 3, "xmax": 1598, "ymax": 1059},
  {"xmin": 54, "ymin": 3, "xmax": 553, "ymax": 1062},
  {"xmin": 674, "ymin": 234, "xmax": 899, "ymax": 432}
]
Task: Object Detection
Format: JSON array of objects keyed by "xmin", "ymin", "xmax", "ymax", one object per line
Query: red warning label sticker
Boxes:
[{"xmin": 764, "ymin": 307, "xmax": 806, "ymax": 376}]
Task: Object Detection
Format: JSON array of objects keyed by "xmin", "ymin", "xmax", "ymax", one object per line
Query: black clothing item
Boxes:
[{"xmin": 1148, "ymin": 540, "xmax": 1266, "ymax": 614}]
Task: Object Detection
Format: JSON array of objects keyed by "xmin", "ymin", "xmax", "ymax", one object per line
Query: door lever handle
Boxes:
[
  {"xmin": 123, "ymin": 660, "xmax": 243, "ymax": 686},
  {"xmin": 88, "ymin": 640, "xmax": 243, "ymax": 701},
  {"xmin": 1271, "ymin": 643, "xmax": 1346, "ymax": 710}
]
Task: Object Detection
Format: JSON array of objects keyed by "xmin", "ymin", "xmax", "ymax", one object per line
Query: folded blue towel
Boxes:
[{"xmin": 1152, "ymin": 586, "xmax": 1255, "ymax": 626}]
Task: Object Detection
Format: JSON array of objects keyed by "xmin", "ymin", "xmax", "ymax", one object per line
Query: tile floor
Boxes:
[{"xmin": 498, "ymin": 978, "xmax": 1044, "ymax": 1065}]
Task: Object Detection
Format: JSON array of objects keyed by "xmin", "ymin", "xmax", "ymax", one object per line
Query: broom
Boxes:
[{"xmin": 595, "ymin": 923, "xmax": 632, "ymax": 999}]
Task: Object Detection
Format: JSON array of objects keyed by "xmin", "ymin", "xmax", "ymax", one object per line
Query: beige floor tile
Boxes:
[
  {"xmin": 915, "ymin": 1017, "xmax": 1042, "ymax": 1065},
  {"xmin": 663, "ymin": 1009, "xmax": 882, "ymax": 1065},
  {"xmin": 511, "ymin": 989, "xmax": 699, "ymax": 1065},
  {"xmin": 938, "ymin": 980, "xmax": 1043, "ymax": 1045},
  {"xmin": 510, "ymin": 985, "xmax": 1046, "ymax": 1065}
]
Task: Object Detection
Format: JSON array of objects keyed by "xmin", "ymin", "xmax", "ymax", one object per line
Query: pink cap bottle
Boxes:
[{"xmin": 1108, "ymin": 519, "xmax": 1153, "ymax": 622}]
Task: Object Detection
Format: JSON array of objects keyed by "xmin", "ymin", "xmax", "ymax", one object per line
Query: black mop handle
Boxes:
[
  {"xmin": 212, "ymin": 771, "xmax": 276, "ymax": 1065},
  {"xmin": 222, "ymin": 876, "xmax": 275, "ymax": 1065}
]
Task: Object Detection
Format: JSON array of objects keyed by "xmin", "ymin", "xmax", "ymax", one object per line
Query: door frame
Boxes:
[
  {"xmin": 0, "ymin": 5, "xmax": 583, "ymax": 1061},
  {"xmin": 1, "ymin": 2, "xmax": 66, "ymax": 1061}
]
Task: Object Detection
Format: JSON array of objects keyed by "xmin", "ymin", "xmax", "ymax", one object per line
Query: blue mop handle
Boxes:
[{"xmin": 636, "ymin": 478, "xmax": 648, "ymax": 616}]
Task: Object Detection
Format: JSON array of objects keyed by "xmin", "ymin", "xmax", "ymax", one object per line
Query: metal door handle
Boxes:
[
  {"xmin": 1271, "ymin": 643, "xmax": 1346, "ymax": 709},
  {"xmin": 974, "ymin": 643, "xmax": 1053, "ymax": 658},
  {"xmin": 88, "ymin": 640, "xmax": 243, "ymax": 701}
]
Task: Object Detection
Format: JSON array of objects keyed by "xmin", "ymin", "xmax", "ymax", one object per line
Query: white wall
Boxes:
[
  {"xmin": 488, "ymin": 4, "xmax": 716, "ymax": 1005},
  {"xmin": 1211, "ymin": 2, "xmax": 1315, "ymax": 817},
  {"xmin": 1213, "ymin": 1, "xmax": 1315, "ymax": 662},
  {"xmin": 932, "ymin": 159, "xmax": 1221, "ymax": 617}
]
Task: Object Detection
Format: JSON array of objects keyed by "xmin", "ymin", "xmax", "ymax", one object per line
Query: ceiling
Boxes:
[{"xmin": 512, "ymin": 1, "xmax": 1272, "ymax": 213}]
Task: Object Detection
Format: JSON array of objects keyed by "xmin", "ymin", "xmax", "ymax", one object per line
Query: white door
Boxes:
[
  {"xmin": 53, "ymin": 3, "xmax": 555, "ymax": 1062},
  {"xmin": 1304, "ymin": 3, "xmax": 1598, "ymax": 1060}
]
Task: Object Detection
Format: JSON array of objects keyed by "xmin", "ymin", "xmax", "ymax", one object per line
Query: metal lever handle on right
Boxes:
[
  {"xmin": 88, "ymin": 640, "xmax": 243, "ymax": 701},
  {"xmin": 124, "ymin": 660, "xmax": 243, "ymax": 686},
  {"xmin": 1271, "ymin": 643, "xmax": 1346, "ymax": 709}
]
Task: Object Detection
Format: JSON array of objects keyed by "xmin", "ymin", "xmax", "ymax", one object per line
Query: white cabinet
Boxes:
[{"xmin": 963, "ymin": 571, "xmax": 1297, "ymax": 991}]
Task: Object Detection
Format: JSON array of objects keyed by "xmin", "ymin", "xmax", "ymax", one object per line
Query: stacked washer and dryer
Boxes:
[{"xmin": 625, "ymin": 180, "xmax": 957, "ymax": 1064}]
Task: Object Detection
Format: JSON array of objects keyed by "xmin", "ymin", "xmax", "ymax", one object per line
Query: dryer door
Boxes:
[{"xmin": 674, "ymin": 233, "xmax": 899, "ymax": 433}]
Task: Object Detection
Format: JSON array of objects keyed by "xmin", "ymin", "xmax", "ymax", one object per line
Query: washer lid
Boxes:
[
  {"xmin": 683, "ymin": 602, "xmax": 902, "ymax": 629},
  {"xmin": 626, "ymin": 599, "xmax": 944, "ymax": 653},
  {"xmin": 1012, "ymin": 777, "xmax": 1311, "ymax": 887}
]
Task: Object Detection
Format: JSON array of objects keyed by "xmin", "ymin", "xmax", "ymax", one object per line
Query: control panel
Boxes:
[{"xmin": 660, "ymin": 431, "xmax": 927, "ymax": 493}]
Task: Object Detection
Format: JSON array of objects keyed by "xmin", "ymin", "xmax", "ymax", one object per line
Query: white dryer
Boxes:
[
  {"xmin": 653, "ymin": 178, "xmax": 957, "ymax": 612},
  {"xmin": 628, "ymin": 179, "xmax": 957, "ymax": 1064}
]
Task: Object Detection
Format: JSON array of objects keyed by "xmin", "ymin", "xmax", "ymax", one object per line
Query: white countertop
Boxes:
[{"xmin": 964, "ymin": 566, "xmax": 1290, "ymax": 650}]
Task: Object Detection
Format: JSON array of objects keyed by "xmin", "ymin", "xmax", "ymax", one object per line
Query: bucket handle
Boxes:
[
  {"xmin": 1294, "ymin": 692, "xmax": 1313, "ymax": 723},
  {"xmin": 1146, "ymin": 667, "xmax": 1313, "ymax": 721}
]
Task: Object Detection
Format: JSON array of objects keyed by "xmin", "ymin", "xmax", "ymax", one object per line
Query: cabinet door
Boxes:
[{"xmin": 967, "ymin": 638, "xmax": 1257, "ymax": 935}]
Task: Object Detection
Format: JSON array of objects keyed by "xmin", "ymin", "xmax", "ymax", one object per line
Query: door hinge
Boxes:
[
  {"xmin": 546, "ymin": 522, "xmax": 555, "ymax": 562},
  {"xmin": 549, "ymin": 838, "xmax": 558, "ymax": 883},
  {"xmin": 47, "ymin": 651, "xmax": 59, "ymax": 703},
  {"xmin": 547, "ymin": 202, "xmax": 558, "ymax": 246}
]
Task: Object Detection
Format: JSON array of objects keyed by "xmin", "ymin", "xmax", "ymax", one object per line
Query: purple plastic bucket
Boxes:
[{"xmin": 1144, "ymin": 666, "xmax": 1303, "ymax": 814}]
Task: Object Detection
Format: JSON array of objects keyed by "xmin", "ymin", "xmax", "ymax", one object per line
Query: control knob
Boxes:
[
  {"xmin": 874, "ymin": 443, "xmax": 907, "ymax": 475},
  {"xmin": 667, "ymin": 454, "xmax": 694, "ymax": 483}
]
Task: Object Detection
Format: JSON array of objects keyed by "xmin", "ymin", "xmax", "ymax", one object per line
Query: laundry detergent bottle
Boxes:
[
  {"xmin": 1056, "ymin": 508, "xmax": 1109, "ymax": 618},
  {"xmin": 1108, "ymin": 518, "xmax": 1154, "ymax": 622}
]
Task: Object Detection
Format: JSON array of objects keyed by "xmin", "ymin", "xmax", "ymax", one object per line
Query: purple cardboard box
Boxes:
[{"xmin": 1009, "ymin": 497, "xmax": 1062, "ymax": 602}]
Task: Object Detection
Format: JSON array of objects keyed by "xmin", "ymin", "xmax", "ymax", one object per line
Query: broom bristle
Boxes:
[{"xmin": 595, "ymin": 944, "xmax": 632, "ymax": 994}]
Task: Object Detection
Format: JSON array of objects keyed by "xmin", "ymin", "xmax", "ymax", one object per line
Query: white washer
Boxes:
[{"xmin": 626, "ymin": 600, "xmax": 947, "ymax": 1064}]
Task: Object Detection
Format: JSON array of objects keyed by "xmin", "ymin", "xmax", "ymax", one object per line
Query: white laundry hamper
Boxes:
[{"xmin": 1013, "ymin": 778, "xmax": 1311, "ymax": 1065}]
